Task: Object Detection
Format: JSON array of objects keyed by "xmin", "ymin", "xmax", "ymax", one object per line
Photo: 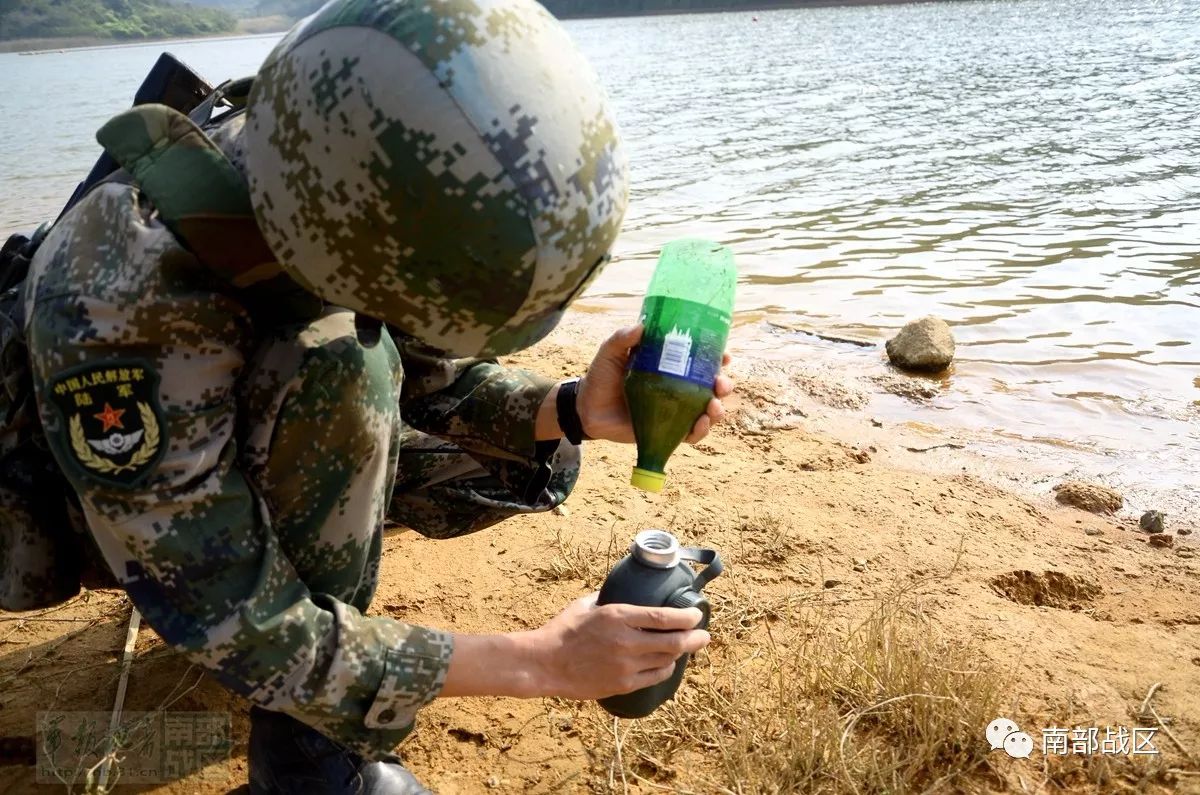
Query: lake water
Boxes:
[{"xmin": 0, "ymin": 0, "xmax": 1197, "ymax": 512}]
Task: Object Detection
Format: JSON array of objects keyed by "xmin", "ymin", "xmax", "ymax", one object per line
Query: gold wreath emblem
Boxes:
[{"xmin": 69, "ymin": 402, "xmax": 160, "ymax": 475}]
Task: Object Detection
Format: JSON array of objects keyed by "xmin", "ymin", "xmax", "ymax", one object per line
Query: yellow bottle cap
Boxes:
[{"xmin": 630, "ymin": 468, "xmax": 666, "ymax": 493}]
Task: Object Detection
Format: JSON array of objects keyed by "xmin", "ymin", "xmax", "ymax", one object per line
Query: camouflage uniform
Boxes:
[{"xmin": 12, "ymin": 0, "xmax": 628, "ymax": 762}]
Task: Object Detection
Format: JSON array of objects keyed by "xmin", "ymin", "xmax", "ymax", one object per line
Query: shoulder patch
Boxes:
[{"xmin": 47, "ymin": 360, "xmax": 165, "ymax": 488}]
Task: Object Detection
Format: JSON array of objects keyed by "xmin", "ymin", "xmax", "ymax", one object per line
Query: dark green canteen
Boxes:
[{"xmin": 596, "ymin": 530, "xmax": 723, "ymax": 718}]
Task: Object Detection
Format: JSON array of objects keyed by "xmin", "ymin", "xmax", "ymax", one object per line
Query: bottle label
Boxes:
[{"xmin": 630, "ymin": 296, "xmax": 729, "ymax": 387}]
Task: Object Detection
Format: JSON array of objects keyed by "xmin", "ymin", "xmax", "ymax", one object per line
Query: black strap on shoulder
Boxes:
[{"xmin": 188, "ymin": 76, "xmax": 255, "ymax": 127}]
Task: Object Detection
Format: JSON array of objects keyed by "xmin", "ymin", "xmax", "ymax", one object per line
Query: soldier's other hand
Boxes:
[
  {"xmin": 578, "ymin": 324, "xmax": 733, "ymax": 445},
  {"xmin": 530, "ymin": 594, "xmax": 710, "ymax": 700}
]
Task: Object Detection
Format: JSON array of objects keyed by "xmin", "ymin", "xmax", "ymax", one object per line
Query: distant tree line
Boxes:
[
  {"xmin": 0, "ymin": 0, "xmax": 237, "ymax": 41},
  {"xmin": 247, "ymin": 0, "xmax": 832, "ymax": 22}
]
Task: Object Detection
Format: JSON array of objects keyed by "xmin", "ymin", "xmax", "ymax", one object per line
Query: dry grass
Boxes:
[
  {"xmin": 1030, "ymin": 689, "xmax": 1179, "ymax": 794},
  {"xmin": 523, "ymin": 521, "xmax": 1188, "ymax": 793},
  {"xmin": 591, "ymin": 584, "xmax": 1009, "ymax": 794},
  {"xmin": 532, "ymin": 527, "xmax": 622, "ymax": 589},
  {"xmin": 579, "ymin": 569, "xmax": 1186, "ymax": 794},
  {"xmin": 731, "ymin": 512, "xmax": 813, "ymax": 569},
  {"xmin": 528, "ymin": 517, "xmax": 1012, "ymax": 792}
]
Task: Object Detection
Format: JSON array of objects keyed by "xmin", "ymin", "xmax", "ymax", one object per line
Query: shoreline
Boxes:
[
  {"xmin": 0, "ymin": 22, "xmax": 289, "ymax": 55},
  {"xmin": 571, "ymin": 305, "xmax": 1199, "ymax": 528},
  {"xmin": 552, "ymin": 0, "xmax": 967, "ymax": 20},
  {"xmin": 1, "ymin": 0, "xmax": 970, "ymax": 53}
]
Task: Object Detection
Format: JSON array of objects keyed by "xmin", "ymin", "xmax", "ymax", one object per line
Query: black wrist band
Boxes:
[{"xmin": 556, "ymin": 378, "xmax": 589, "ymax": 445}]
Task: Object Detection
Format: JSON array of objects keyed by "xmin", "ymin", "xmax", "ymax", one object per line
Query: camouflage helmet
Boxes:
[{"xmin": 244, "ymin": 0, "xmax": 629, "ymax": 357}]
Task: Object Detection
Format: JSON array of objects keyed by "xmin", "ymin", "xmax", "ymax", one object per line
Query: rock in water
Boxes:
[
  {"xmin": 885, "ymin": 316, "xmax": 956, "ymax": 372},
  {"xmin": 1053, "ymin": 481, "xmax": 1123, "ymax": 514},
  {"xmin": 1139, "ymin": 510, "xmax": 1165, "ymax": 534}
]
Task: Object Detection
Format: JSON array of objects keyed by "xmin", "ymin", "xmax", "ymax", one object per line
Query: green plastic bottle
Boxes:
[{"xmin": 625, "ymin": 239, "xmax": 736, "ymax": 493}]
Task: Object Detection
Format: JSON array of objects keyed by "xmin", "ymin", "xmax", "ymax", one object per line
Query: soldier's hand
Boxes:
[
  {"xmin": 530, "ymin": 594, "xmax": 710, "ymax": 700},
  {"xmin": 577, "ymin": 325, "xmax": 733, "ymax": 445}
]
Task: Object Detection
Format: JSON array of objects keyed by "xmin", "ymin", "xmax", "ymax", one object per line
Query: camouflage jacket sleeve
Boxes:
[
  {"xmin": 23, "ymin": 184, "xmax": 451, "ymax": 759},
  {"xmin": 394, "ymin": 333, "xmax": 560, "ymax": 462}
]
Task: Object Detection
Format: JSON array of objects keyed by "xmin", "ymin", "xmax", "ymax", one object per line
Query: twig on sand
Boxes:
[
  {"xmin": 838, "ymin": 692, "xmax": 956, "ymax": 786},
  {"xmin": 608, "ymin": 716, "xmax": 628, "ymax": 794},
  {"xmin": 0, "ymin": 599, "xmax": 89, "ymax": 623},
  {"xmin": 1138, "ymin": 682, "xmax": 1163, "ymax": 718},
  {"xmin": 905, "ymin": 443, "xmax": 966, "ymax": 453},
  {"xmin": 767, "ymin": 321, "xmax": 876, "ymax": 348},
  {"xmin": 1137, "ymin": 682, "xmax": 1195, "ymax": 764},
  {"xmin": 95, "ymin": 608, "xmax": 142, "ymax": 792},
  {"xmin": 0, "ymin": 616, "xmax": 100, "ymax": 623},
  {"xmin": 626, "ymin": 764, "xmax": 707, "ymax": 794}
]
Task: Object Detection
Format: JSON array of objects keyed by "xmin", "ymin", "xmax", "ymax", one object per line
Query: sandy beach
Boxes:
[{"xmin": 0, "ymin": 313, "xmax": 1194, "ymax": 794}]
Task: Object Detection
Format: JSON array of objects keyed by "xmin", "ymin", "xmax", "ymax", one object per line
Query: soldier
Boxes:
[{"xmin": 10, "ymin": 0, "xmax": 733, "ymax": 792}]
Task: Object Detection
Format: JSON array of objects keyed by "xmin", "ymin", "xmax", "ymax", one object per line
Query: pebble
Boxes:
[
  {"xmin": 552, "ymin": 504, "xmax": 570, "ymax": 517},
  {"xmin": 885, "ymin": 316, "xmax": 956, "ymax": 372},
  {"xmin": 823, "ymin": 579, "xmax": 841, "ymax": 589},
  {"xmin": 1139, "ymin": 510, "xmax": 1165, "ymax": 534},
  {"xmin": 1180, "ymin": 528, "xmax": 1193, "ymax": 536},
  {"xmin": 1177, "ymin": 547, "xmax": 1195, "ymax": 559},
  {"xmin": 1084, "ymin": 527, "xmax": 1103, "ymax": 537},
  {"xmin": 1148, "ymin": 534, "xmax": 1174, "ymax": 549},
  {"xmin": 1053, "ymin": 481, "xmax": 1123, "ymax": 514}
]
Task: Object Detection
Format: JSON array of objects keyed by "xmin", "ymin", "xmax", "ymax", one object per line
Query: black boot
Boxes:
[{"xmin": 248, "ymin": 706, "xmax": 430, "ymax": 794}]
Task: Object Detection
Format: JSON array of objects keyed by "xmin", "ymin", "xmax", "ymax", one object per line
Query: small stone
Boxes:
[
  {"xmin": 885, "ymin": 316, "xmax": 956, "ymax": 372},
  {"xmin": 823, "ymin": 579, "xmax": 841, "ymax": 589},
  {"xmin": 874, "ymin": 373, "xmax": 941, "ymax": 401},
  {"xmin": 871, "ymin": 418, "xmax": 884, "ymax": 428},
  {"xmin": 486, "ymin": 775, "xmax": 501, "ymax": 788},
  {"xmin": 1179, "ymin": 527, "xmax": 1192, "ymax": 536},
  {"xmin": 552, "ymin": 504, "xmax": 570, "ymax": 517},
  {"xmin": 1148, "ymin": 534, "xmax": 1174, "ymax": 549},
  {"xmin": 1084, "ymin": 527, "xmax": 1103, "ymax": 537},
  {"xmin": 1053, "ymin": 481, "xmax": 1123, "ymax": 514},
  {"xmin": 852, "ymin": 564, "xmax": 866, "ymax": 573},
  {"xmin": 1177, "ymin": 546, "xmax": 1195, "ymax": 558},
  {"xmin": 853, "ymin": 557, "xmax": 868, "ymax": 567},
  {"xmin": 1139, "ymin": 511, "xmax": 1165, "ymax": 534}
]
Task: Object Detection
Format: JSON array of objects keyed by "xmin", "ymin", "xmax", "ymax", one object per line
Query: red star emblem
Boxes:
[{"xmin": 94, "ymin": 403, "xmax": 126, "ymax": 433}]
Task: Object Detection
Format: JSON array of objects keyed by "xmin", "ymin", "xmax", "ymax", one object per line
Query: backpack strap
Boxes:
[
  {"xmin": 95, "ymin": 102, "xmax": 281, "ymax": 288},
  {"xmin": 187, "ymin": 75, "xmax": 254, "ymax": 127}
]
